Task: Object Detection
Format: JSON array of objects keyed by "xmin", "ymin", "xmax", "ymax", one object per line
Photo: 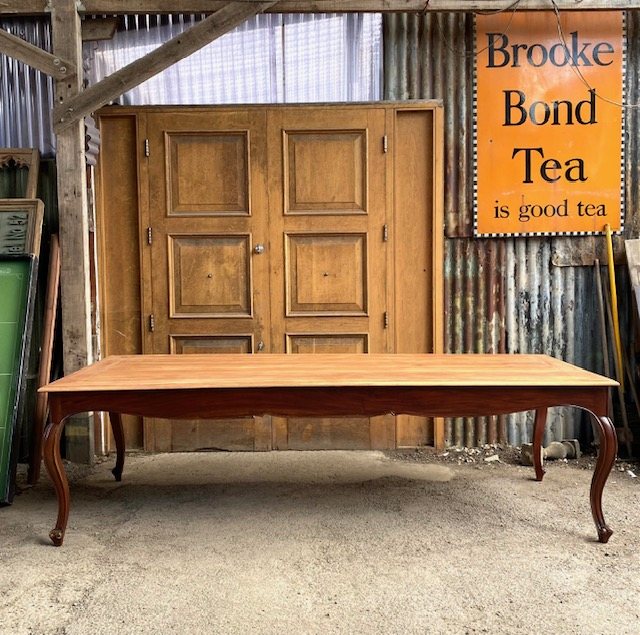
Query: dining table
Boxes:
[{"xmin": 40, "ymin": 353, "xmax": 618, "ymax": 546}]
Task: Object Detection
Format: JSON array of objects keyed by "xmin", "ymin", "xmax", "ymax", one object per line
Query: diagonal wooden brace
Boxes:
[
  {"xmin": 52, "ymin": 1, "xmax": 278, "ymax": 132},
  {"xmin": 0, "ymin": 27, "xmax": 76, "ymax": 78}
]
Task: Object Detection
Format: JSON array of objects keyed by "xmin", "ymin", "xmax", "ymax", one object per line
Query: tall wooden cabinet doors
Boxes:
[
  {"xmin": 265, "ymin": 108, "xmax": 394, "ymax": 450},
  {"xmin": 140, "ymin": 111, "xmax": 271, "ymax": 451},
  {"xmin": 139, "ymin": 107, "xmax": 393, "ymax": 451},
  {"xmin": 143, "ymin": 110, "xmax": 271, "ymax": 359},
  {"xmin": 106, "ymin": 103, "xmax": 443, "ymax": 452},
  {"xmin": 266, "ymin": 108, "xmax": 389, "ymax": 355}
]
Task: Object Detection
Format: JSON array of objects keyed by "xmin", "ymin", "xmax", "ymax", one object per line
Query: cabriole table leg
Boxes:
[
  {"xmin": 590, "ymin": 414, "xmax": 617, "ymax": 544},
  {"xmin": 532, "ymin": 407, "xmax": 548, "ymax": 482},
  {"xmin": 42, "ymin": 408, "xmax": 70, "ymax": 547},
  {"xmin": 108, "ymin": 412, "xmax": 126, "ymax": 481}
]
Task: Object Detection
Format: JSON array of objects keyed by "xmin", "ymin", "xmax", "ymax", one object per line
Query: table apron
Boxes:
[{"xmin": 50, "ymin": 385, "xmax": 610, "ymax": 421}]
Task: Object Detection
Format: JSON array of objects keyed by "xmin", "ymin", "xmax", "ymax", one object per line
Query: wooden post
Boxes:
[{"xmin": 51, "ymin": 0, "xmax": 94, "ymax": 463}]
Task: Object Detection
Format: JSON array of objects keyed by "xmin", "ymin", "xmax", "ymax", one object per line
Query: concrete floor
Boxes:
[{"xmin": 1, "ymin": 451, "xmax": 639, "ymax": 635}]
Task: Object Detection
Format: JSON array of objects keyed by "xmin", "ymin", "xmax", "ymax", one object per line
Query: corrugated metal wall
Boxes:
[
  {"xmin": 384, "ymin": 12, "xmax": 639, "ymax": 447},
  {"xmin": 1, "ymin": 11, "xmax": 635, "ymax": 449},
  {"xmin": 0, "ymin": 18, "xmax": 55, "ymax": 156}
]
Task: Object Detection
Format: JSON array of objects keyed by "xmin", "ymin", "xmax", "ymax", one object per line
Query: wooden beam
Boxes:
[
  {"xmin": 0, "ymin": 0, "xmax": 637, "ymax": 15},
  {"xmin": 82, "ymin": 17, "xmax": 118, "ymax": 42},
  {"xmin": 53, "ymin": 1, "xmax": 277, "ymax": 132},
  {"xmin": 52, "ymin": 0, "xmax": 95, "ymax": 463},
  {"xmin": 0, "ymin": 28, "xmax": 76, "ymax": 78}
]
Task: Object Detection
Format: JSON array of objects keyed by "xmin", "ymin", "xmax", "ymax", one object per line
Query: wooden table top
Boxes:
[{"xmin": 40, "ymin": 354, "xmax": 617, "ymax": 393}]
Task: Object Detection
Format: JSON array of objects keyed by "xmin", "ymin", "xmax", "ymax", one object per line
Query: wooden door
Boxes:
[
  {"xmin": 142, "ymin": 110, "xmax": 272, "ymax": 451},
  {"xmin": 266, "ymin": 107, "xmax": 395, "ymax": 449},
  {"xmin": 125, "ymin": 104, "xmax": 441, "ymax": 452}
]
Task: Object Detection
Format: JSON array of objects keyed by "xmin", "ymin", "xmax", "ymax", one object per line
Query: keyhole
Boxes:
[{"xmin": 207, "ymin": 273, "xmax": 213, "ymax": 278}]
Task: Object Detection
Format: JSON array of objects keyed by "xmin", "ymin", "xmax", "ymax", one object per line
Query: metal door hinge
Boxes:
[
  {"xmin": 149, "ymin": 314, "xmax": 155, "ymax": 332},
  {"xmin": 384, "ymin": 311, "xmax": 389, "ymax": 329},
  {"xmin": 383, "ymin": 224, "xmax": 389, "ymax": 242},
  {"xmin": 144, "ymin": 139, "xmax": 150, "ymax": 157},
  {"xmin": 147, "ymin": 226, "xmax": 153, "ymax": 245},
  {"xmin": 382, "ymin": 135, "xmax": 388, "ymax": 153}
]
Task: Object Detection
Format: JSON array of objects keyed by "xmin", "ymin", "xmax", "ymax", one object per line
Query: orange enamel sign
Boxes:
[{"xmin": 474, "ymin": 12, "xmax": 624, "ymax": 236}]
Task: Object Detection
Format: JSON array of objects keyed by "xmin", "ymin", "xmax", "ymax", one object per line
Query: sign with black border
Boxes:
[{"xmin": 474, "ymin": 11, "xmax": 625, "ymax": 237}]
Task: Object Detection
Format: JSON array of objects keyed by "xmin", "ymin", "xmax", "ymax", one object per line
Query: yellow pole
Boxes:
[{"xmin": 605, "ymin": 224, "xmax": 624, "ymax": 392}]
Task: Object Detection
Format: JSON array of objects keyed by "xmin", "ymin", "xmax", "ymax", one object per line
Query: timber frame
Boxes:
[
  {"xmin": 0, "ymin": 0, "xmax": 628, "ymax": 460},
  {"xmin": 0, "ymin": 1, "xmax": 637, "ymax": 15}
]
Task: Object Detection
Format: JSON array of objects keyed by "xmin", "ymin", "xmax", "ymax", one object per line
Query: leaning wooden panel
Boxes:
[
  {"xmin": 28, "ymin": 234, "xmax": 60, "ymax": 485},
  {"xmin": 0, "ymin": 255, "xmax": 38, "ymax": 503}
]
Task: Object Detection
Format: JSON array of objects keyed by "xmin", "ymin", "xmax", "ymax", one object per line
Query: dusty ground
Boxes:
[{"xmin": 1, "ymin": 449, "xmax": 639, "ymax": 635}]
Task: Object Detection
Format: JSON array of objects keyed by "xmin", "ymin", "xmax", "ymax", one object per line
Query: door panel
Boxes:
[
  {"xmin": 393, "ymin": 109, "xmax": 437, "ymax": 446},
  {"xmin": 285, "ymin": 232, "xmax": 368, "ymax": 315},
  {"xmin": 268, "ymin": 108, "xmax": 388, "ymax": 351},
  {"xmin": 170, "ymin": 335, "xmax": 254, "ymax": 355},
  {"xmin": 284, "ymin": 130, "xmax": 367, "ymax": 214},
  {"xmin": 268, "ymin": 107, "xmax": 393, "ymax": 450},
  {"xmin": 166, "ymin": 131, "xmax": 250, "ymax": 215},
  {"xmin": 168, "ymin": 233, "xmax": 253, "ymax": 317},
  {"xmin": 286, "ymin": 333, "xmax": 368, "ymax": 354},
  {"xmin": 144, "ymin": 111, "xmax": 269, "ymax": 452}
]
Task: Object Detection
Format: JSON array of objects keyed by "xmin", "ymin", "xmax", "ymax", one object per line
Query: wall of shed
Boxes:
[
  {"xmin": 0, "ymin": 18, "xmax": 54, "ymax": 155},
  {"xmin": 384, "ymin": 12, "xmax": 639, "ymax": 447},
  {"xmin": 1, "ymin": 11, "xmax": 636, "ymax": 450}
]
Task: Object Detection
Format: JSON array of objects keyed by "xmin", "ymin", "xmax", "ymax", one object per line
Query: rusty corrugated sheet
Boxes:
[{"xmin": 384, "ymin": 11, "xmax": 637, "ymax": 447}]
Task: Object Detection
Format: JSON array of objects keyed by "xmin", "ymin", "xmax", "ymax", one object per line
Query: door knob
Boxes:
[{"xmin": 254, "ymin": 244, "xmax": 265, "ymax": 254}]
